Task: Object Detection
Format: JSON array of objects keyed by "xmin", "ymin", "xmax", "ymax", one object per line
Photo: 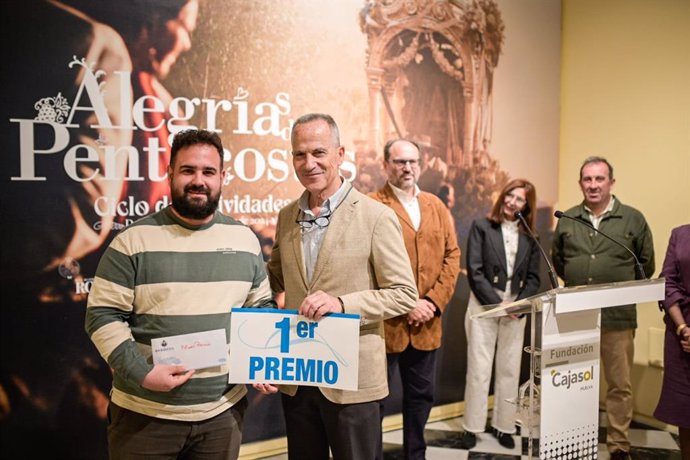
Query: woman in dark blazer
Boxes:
[{"xmin": 460, "ymin": 178, "xmax": 541, "ymax": 450}]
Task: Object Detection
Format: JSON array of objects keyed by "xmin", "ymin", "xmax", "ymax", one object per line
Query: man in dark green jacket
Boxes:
[{"xmin": 552, "ymin": 156, "xmax": 654, "ymax": 460}]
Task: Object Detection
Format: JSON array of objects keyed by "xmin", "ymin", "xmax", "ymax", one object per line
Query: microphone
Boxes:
[
  {"xmin": 553, "ymin": 210, "xmax": 647, "ymax": 280},
  {"xmin": 514, "ymin": 210, "xmax": 559, "ymax": 289}
]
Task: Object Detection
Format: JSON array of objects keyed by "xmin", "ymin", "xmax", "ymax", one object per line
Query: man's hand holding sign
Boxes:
[
  {"xmin": 251, "ymin": 290, "xmax": 346, "ymax": 395},
  {"xmin": 229, "ymin": 304, "xmax": 361, "ymax": 394}
]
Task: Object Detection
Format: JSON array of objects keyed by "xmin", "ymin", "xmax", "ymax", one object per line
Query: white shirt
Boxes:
[
  {"xmin": 585, "ymin": 196, "xmax": 616, "ymax": 230},
  {"xmin": 298, "ymin": 179, "xmax": 350, "ymax": 282},
  {"xmin": 389, "ymin": 182, "xmax": 421, "ymax": 231},
  {"xmin": 501, "ymin": 219, "xmax": 520, "ymax": 299}
]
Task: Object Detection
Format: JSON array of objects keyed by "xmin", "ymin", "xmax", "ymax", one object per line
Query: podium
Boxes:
[{"xmin": 470, "ymin": 278, "xmax": 665, "ymax": 459}]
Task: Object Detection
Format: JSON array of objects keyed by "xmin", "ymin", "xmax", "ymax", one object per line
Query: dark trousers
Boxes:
[
  {"xmin": 107, "ymin": 398, "xmax": 247, "ymax": 460},
  {"xmin": 379, "ymin": 345, "xmax": 437, "ymax": 460},
  {"xmin": 282, "ymin": 386, "xmax": 381, "ymax": 460}
]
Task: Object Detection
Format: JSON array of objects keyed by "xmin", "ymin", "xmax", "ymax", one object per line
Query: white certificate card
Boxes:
[{"xmin": 151, "ymin": 329, "xmax": 228, "ymax": 370}]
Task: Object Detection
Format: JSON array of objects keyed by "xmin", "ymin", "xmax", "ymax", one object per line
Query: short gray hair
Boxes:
[{"xmin": 291, "ymin": 113, "xmax": 340, "ymax": 147}]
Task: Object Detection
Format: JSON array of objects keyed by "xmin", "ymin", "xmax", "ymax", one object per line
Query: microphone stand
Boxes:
[
  {"xmin": 513, "ymin": 210, "xmax": 552, "ymax": 459},
  {"xmin": 514, "ymin": 210, "xmax": 559, "ymax": 289}
]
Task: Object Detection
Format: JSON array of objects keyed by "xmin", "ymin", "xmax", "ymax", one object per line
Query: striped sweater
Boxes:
[{"xmin": 85, "ymin": 206, "xmax": 273, "ymax": 421}]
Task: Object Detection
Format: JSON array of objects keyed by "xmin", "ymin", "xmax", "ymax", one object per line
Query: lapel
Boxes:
[
  {"xmin": 309, "ymin": 183, "xmax": 357, "ymax": 288},
  {"xmin": 380, "ymin": 183, "xmax": 415, "ymax": 232},
  {"xmin": 487, "ymin": 222, "xmax": 508, "ymax": 271},
  {"xmin": 418, "ymin": 193, "xmax": 434, "ymax": 235},
  {"xmin": 288, "ymin": 204, "xmax": 309, "ymax": 289}
]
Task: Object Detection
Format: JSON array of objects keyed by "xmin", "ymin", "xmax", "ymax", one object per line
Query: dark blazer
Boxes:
[{"xmin": 466, "ymin": 217, "xmax": 541, "ymax": 306}]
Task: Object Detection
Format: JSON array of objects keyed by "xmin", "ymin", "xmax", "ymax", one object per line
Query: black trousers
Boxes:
[
  {"xmin": 379, "ymin": 345, "xmax": 437, "ymax": 460},
  {"xmin": 282, "ymin": 386, "xmax": 381, "ymax": 460}
]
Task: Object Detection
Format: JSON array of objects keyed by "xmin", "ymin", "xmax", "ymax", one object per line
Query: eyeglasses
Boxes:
[
  {"xmin": 505, "ymin": 192, "xmax": 526, "ymax": 205},
  {"xmin": 389, "ymin": 159, "xmax": 419, "ymax": 168},
  {"xmin": 296, "ymin": 214, "xmax": 332, "ymax": 229},
  {"xmin": 295, "ymin": 184, "xmax": 353, "ymax": 230}
]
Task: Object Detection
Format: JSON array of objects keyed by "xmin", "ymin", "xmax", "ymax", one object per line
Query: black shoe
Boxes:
[
  {"xmin": 492, "ymin": 428, "xmax": 515, "ymax": 449},
  {"xmin": 610, "ymin": 450, "xmax": 631, "ymax": 460},
  {"xmin": 460, "ymin": 431, "xmax": 477, "ymax": 449}
]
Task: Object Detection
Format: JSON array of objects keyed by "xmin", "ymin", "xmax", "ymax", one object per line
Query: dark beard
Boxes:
[{"xmin": 171, "ymin": 185, "xmax": 220, "ymax": 220}]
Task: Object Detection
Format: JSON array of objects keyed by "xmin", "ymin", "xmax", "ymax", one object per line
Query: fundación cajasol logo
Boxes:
[{"xmin": 550, "ymin": 366, "xmax": 595, "ymax": 390}]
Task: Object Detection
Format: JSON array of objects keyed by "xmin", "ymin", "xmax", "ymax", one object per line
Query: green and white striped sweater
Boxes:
[{"xmin": 86, "ymin": 206, "xmax": 274, "ymax": 421}]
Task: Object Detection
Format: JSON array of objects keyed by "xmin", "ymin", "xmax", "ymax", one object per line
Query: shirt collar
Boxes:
[
  {"xmin": 584, "ymin": 196, "xmax": 616, "ymax": 217},
  {"xmin": 165, "ymin": 206, "xmax": 218, "ymax": 231},
  {"xmin": 388, "ymin": 182, "xmax": 419, "ymax": 204},
  {"xmin": 502, "ymin": 218, "xmax": 520, "ymax": 230},
  {"xmin": 298, "ymin": 177, "xmax": 349, "ymax": 217}
]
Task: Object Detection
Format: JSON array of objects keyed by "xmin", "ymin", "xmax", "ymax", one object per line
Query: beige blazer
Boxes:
[{"xmin": 267, "ymin": 183, "xmax": 418, "ymax": 404}]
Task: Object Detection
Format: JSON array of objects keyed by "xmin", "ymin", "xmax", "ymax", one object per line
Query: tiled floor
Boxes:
[{"xmin": 258, "ymin": 412, "xmax": 681, "ymax": 459}]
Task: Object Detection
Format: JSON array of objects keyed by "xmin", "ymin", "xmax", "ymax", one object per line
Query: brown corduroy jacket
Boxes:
[{"xmin": 369, "ymin": 184, "xmax": 461, "ymax": 352}]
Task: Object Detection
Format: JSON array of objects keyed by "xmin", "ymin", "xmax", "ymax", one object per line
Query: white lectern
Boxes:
[{"xmin": 470, "ymin": 278, "xmax": 665, "ymax": 460}]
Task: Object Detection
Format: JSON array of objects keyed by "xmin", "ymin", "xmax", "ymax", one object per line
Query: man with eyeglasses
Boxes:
[
  {"xmin": 254, "ymin": 114, "xmax": 418, "ymax": 460},
  {"xmin": 369, "ymin": 139, "xmax": 461, "ymax": 460}
]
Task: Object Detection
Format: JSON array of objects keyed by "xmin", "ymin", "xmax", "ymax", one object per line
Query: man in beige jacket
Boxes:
[{"xmin": 255, "ymin": 114, "xmax": 417, "ymax": 460}]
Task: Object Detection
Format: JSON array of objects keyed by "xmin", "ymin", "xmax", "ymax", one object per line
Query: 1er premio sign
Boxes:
[{"xmin": 228, "ymin": 308, "xmax": 361, "ymax": 390}]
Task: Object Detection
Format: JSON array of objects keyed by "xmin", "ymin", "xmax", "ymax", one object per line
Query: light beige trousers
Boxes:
[{"xmin": 600, "ymin": 328, "xmax": 635, "ymax": 453}]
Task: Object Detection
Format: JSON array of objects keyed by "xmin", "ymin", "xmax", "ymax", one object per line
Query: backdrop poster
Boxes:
[{"xmin": 0, "ymin": 0, "xmax": 560, "ymax": 457}]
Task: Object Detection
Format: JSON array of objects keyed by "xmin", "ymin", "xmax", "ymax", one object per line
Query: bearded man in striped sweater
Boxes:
[{"xmin": 86, "ymin": 129, "xmax": 274, "ymax": 460}]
